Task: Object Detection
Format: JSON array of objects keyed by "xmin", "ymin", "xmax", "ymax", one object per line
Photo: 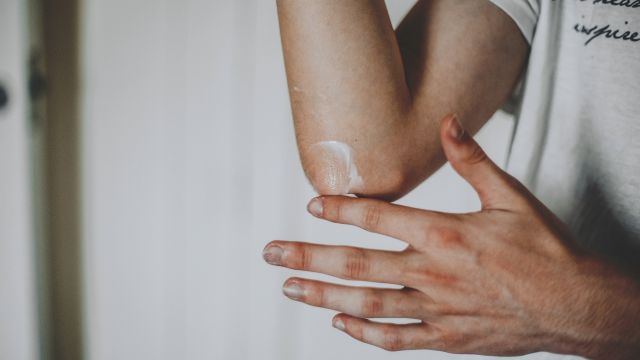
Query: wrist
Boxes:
[{"xmin": 543, "ymin": 257, "xmax": 640, "ymax": 359}]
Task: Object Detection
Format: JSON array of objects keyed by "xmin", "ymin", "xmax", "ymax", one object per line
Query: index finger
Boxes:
[{"xmin": 307, "ymin": 196, "xmax": 442, "ymax": 244}]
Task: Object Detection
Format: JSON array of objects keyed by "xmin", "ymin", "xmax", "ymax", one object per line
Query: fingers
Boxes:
[
  {"xmin": 439, "ymin": 114, "xmax": 524, "ymax": 210},
  {"xmin": 332, "ymin": 314, "xmax": 435, "ymax": 351},
  {"xmin": 281, "ymin": 278, "xmax": 426, "ymax": 319},
  {"xmin": 263, "ymin": 241, "xmax": 409, "ymax": 285},
  {"xmin": 307, "ymin": 195, "xmax": 445, "ymax": 244}
]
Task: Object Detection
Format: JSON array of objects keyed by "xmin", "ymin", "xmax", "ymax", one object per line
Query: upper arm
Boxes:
[
  {"xmin": 388, "ymin": 0, "xmax": 530, "ymax": 199},
  {"xmin": 397, "ymin": 0, "xmax": 529, "ymax": 138},
  {"xmin": 279, "ymin": 0, "xmax": 530, "ymax": 201}
]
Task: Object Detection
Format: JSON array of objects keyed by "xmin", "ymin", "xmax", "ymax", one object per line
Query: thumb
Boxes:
[{"xmin": 440, "ymin": 114, "xmax": 519, "ymax": 210}]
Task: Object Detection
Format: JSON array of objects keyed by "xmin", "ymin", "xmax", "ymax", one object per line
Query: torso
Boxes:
[{"xmin": 508, "ymin": 0, "xmax": 640, "ymax": 267}]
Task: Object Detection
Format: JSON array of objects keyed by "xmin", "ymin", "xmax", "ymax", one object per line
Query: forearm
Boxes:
[
  {"xmin": 546, "ymin": 258, "xmax": 640, "ymax": 359},
  {"xmin": 277, "ymin": 0, "xmax": 412, "ymax": 199},
  {"xmin": 277, "ymin": 0, "xmax": 528, "ymax": 200}
]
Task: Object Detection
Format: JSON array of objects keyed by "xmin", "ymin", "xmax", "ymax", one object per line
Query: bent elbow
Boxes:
[
  {"xmin": 304, "ymin": 160, "xmax": 412, "ymax": 202},
  {"xmin": 353, "ymin": 170, "xmax": 414, "ymax": 202},
  {"xmin": 300, "ymin": 141, "xmax": 416, "ymax": 202}
]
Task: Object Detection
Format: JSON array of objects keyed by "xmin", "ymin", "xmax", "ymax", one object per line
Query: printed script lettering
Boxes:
[
  {"xmin": 586, "ymin": 0, "xmax": 640, "ymax": 8},
  {"xmin": 573, "ymin": 0, "xmax": 640, "ymax": 45},
  {"xmin": 574, "ymin": 21, "xmax": 640, "ymax": 45}
]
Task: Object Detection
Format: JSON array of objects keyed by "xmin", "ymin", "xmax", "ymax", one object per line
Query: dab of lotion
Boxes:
[{"xmin": 308, "ymin": 141, "xmax": 363, "ymax": 195}]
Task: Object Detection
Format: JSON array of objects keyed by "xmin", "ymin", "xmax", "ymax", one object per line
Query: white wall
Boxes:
[
  {"xmin": 0, "ymin": 0, "xmax": 38, "ymax": 359},
  {"xmin": 80, "ymin": 1, "xmax": 553, "ymax": 360}
]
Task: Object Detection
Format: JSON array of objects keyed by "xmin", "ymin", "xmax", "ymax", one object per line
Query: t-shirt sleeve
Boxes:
[{"xmin": 487, "ymin": 0, "xmax": 540, "ymax": 44}]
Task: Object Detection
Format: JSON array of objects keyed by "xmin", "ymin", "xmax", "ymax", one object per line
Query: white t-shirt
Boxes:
[
  {"xmin": 489, "ymin": 0, "xmax": 640, "ymax": 265},
  {"xmin": 487, "ymin": 1, "xmax": 639, "ymax": 358}
]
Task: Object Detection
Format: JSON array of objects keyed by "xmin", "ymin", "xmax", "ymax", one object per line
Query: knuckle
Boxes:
[
  {"xmin": 381, "ymin": 327, "xmax": 404, "ymax": 352},
  {"xmin": 426, "ymin": 225, "xmax": 465, "ymax": 249},
  {"xmin": 433, "ymin": 326, "xmax": 461, "ymax": 351},
  {"xmin": 464, "ymin": 144, "xmax": 488, "ymax": 165},
  {"xmin": 361, "ymin": 204, "xmax": 381, "ymax": 231},
  {"xmin": 410, "ymin": 267, "xmax": 458, "ymax": 287},
  {"xmin": 360, "ymin": 290, "xmax": 384, "ymax": 317},
  {"xmin": 394, "ymin": 290, "xmax": 422, "ymax": 317},
  {"xmin": 286, "ymin": 243, "xmax": 312, "ymax": 270},
  {"xmin": 323, "ymin": 198, "xmax": 343, "ymax": 222},
  {"xmin": 419, "ymin": 301, "xmax": 439, "ymax": 318},
  {"xmin": 311, "ymin": 283, "xmax": 328, "ymax": 307},
  {"xmin": 341, "ymin": 248, "xmax": 369, "ymax": 280},
  {"xmin": 350, "ymin": 322, "xmax": 364, "ymax": 341}
]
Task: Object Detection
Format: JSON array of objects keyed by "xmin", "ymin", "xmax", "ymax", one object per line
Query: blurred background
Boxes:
[{"xmin": 1, "ymin": 0, "xmax": 542, "ymax": 359}]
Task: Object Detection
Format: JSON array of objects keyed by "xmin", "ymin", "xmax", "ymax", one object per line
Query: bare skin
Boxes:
[
  {"xmin": 264, "ymin": 116, "xmax": 640, "ymax": 359},
  {"xmin": 273, "ymin": 0, "xmax": 640, "ymax": 358},
  {"xmin": 277, "ymin": 0, "xmax": 528, "ymax": 200}
]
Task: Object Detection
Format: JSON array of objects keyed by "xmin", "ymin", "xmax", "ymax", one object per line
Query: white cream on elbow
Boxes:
[{"xmin": 307, "ymin": 141, "xmax": 364, "ymax": 195}]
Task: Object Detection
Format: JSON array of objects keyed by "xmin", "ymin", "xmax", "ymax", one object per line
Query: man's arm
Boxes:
[
  {"xmin": 264, "ymin": 116, "xmax": 640, "ymax": 358},
  {"xmin": 277, "ymin": 0, "xmax": 528, "ymax": 200}
]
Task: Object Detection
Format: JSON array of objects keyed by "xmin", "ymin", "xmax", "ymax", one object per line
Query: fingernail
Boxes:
[
  {"xmin": 282, "ymin": 282, "xmax": 305, "ymax": 300},
  {"xmin": 333, "ymin": 318, "xmax": 346, "ymax": 332},
  {"xmin": 448, "ymin": 114, "xmax": 465, "ymax": 140},
  {"xmin": 307, "ymin": 197, "xmax": 323, "ymax": 218},
  {"xmin": 263, "ymin": 245, "xmax": 284, "ymax": 265}
]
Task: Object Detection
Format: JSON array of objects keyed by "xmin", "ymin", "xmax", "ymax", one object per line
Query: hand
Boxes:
[{"xmin": 263, "ymin": 115, "xmax": 640, "ymax": 358}]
